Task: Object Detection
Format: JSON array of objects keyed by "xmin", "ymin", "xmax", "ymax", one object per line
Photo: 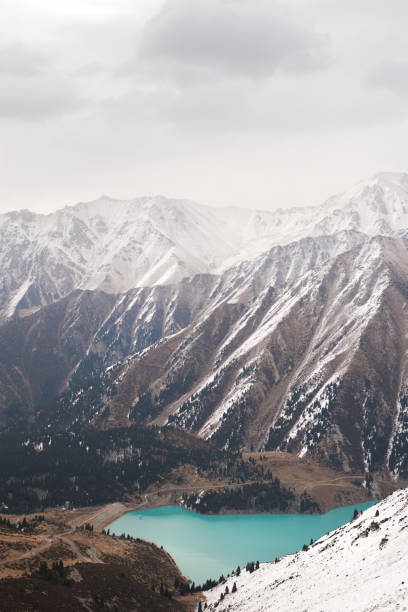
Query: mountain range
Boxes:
[
  {"xmin": 2, "ymin": 171, "xmax": 408, "ymax": 320},
  {"xmin": 2, "ymin": 172, "xmax": 408, "ymax": 490}
]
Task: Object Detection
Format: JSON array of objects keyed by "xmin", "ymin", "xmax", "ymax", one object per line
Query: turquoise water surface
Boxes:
[{"xmin": 108, "ymin": 501, "xmax": 377, "ymax": 583}]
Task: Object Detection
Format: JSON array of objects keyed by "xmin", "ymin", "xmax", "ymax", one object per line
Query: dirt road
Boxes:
[
  {"xmin": 0, "ymin": 535, "xmax": 52, "ymax": 567},
  {"xmin": 0, "ymin": 473, "xmax": 368, "ymax": 570}
]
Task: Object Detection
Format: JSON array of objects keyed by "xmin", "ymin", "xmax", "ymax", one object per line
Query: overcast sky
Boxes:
[{"xmin": 1, "ymin": 0, "xmax": 408, "ymax": 213}]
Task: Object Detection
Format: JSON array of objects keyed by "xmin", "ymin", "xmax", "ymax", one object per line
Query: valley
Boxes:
[
  {"xmin": 5, "ymin": 0, "xmax": 408, "ymax": 606},
  {"xmin": 2, "ymin": 172, "xmax": 408, "ymax": 609},
  {"xmin": 0, "ymin": 455, "xmax": 376, "ymax": 611}
]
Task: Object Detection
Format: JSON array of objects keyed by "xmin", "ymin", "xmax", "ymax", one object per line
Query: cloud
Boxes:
[
  {"xmin": 366, "ymin": 61, "xmax": 408, "ymax": 98},
  {"xmin": 0, "ymin": 76, "xmax": 87, "ymax": 120},
  {"xmin": 108, "ymin": 70, "xmax": 407, "ymax": 136},
  {"xmin": 137, "ymin": 0, "xmax": 330, "ymax": 80},
  {"xmin": 0, "ymin": 42, "xmax": 48, "ymax": 76},
  {"xmin": 2, "ymin": 0, "xmax": 408, "ymax": 214},
  {"xmin": 0, "ymin": 42, "xmax": 90, "ymax": 121}
]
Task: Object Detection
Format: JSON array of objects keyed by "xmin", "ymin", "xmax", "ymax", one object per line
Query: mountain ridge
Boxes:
[{"xmin": 1, "ymin": 172, "xmax": 408, "ymax": 321}]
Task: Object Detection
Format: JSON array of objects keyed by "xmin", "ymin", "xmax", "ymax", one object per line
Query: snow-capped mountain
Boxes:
[
  {"xmin": 0, "ymin": 196, "xmax": 235, "ymax": 319},
  {"xmin": 319, "ymin": 171, "xmax": 408, "ymax": 236},
  {"xmin": 2, "ymin": 228, "xmax": 408, "ymax": 486},
  {"xmin": 2, "ymin": 173, "xmax": 408, "ymax": 486},
  {"xmin": 205, "ymin": 488, "xmax": 408, "ymax": 611},
  {"xmin": 44, "ymin": 228, "xmax": 405, "ymax": 484},
  {"xmin": 1, "ymin": 172, "xmax": 408, "ymax": 321}
]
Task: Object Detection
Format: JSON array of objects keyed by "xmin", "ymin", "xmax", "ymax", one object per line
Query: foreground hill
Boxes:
[
  {"xmin": 0, "ymin": 564, "xmax": 189, "ymax": 612},
  {"xmin": 205, "ymin": 488, "xmax": 408, "ymax": 611},
  {"xmin": 0, "ymin": 506, "xmax": 193, "ymax": 612}
]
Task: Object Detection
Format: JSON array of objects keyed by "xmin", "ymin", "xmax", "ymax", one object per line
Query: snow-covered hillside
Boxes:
[
  {"xmin": 205, "ymin": 488, "xmax": 408, "ymax": 611},
  {"xmin": 1, "ymin": 172, "xmax": 408, "ymax": 320}
]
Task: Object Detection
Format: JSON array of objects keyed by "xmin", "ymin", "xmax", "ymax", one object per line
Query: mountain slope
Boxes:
[
  {"xmin": 205, "ymin": 488, "xmax": 408, "ymax": 611},
  {"xmin": 0, "ymin": 290, "xmax": 116, "ymax": 426},
  {"xmin": 2, "ymin": 229, "xmax": 408, "ymax": 485},
  {"xmin": 69, "ymin": 232, "xmax": 408, "ymax": 482},
  {"xmin": 2, "ymin": 174, "xmax": 408, "ymax": 486}
]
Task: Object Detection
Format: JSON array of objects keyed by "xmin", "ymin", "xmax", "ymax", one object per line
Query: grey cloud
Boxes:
[
  {"xmin": 0, "ymin": 42, "xmax": 48, "ymax": 76},
  {"xmin": 0, "ymin": 76, "xmax": 87, "ymax": 120},
  {"xmin": 316, "ymin": 0, "xmax": 408, "ymax": 17},
  {"xmin": 138, "ymin": 0, "xmax": 330, "ymax": 80},
  {"xmin": 106, "ymin": 71, "xmax": 407, "ymax": 135},
  {"xmin": 0, "ymin": 41, "xmax": 89, "ymax": 120},
  {"xmin": 73, "ymin": 61, "xmax": 110, "ymax": 77},
  {"xmin": 366, "ymin": 61, "xmax": 408, "ymax": 97},
  {"xmin": 3, "ymin": 0, "xmax": 408, "ymax": 214}
]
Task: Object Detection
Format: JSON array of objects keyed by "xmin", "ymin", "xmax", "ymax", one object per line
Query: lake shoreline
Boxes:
[
  {"xmin": 106, "ymin": 501, "xmax": 379, "ymax": 584},
  {"xmin": 93, "ymin": 450, "xmax": 401, "ymax": 530},
  {"xmin": 95, "ymin": 487, "xmax": 378, "ymax": 531}
]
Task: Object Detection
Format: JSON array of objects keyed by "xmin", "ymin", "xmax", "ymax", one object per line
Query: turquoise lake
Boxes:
[{"xmin": 108, "ymin": 501, "xmax": 377, "ymax": 584}]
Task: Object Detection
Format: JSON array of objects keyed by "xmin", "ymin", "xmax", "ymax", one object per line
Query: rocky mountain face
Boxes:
[
  {"xmin": 0, "ymin": 290, "xmax": 116, "ymax": 427},
  {"xmin": 53, "ymin": 230, "xmax": 408, "ymax": 483},
  {"xmin": 2, "ymin": 173, "xmax": 408, "ymax": 486},
  {"xmin": 204, "ymin": 488, "xmax": 408, "ymax": 611}
]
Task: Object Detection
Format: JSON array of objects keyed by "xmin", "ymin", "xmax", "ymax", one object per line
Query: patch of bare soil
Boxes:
[
  {"xmin": 0, "ymin": 508, "xmax": 198, "ymax": 611},
  {"xmin": 241, "ymin": 451, "xmax": 375, "ymax": 512}
]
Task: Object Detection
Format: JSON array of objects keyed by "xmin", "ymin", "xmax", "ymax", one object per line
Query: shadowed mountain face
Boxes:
[
  {"xmin": 2, "ymin": 174, "xmax": 408, "ymax": 486},
  {"xmin": 0, "ymin": 290, "xmax": 116, "ymax": 427}
]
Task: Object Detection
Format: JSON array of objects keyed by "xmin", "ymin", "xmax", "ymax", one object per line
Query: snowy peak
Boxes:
[
  {"xmin": 2, "ymin": 173, "xmax": 408, "ymax": 321},
  {"xmin": 318, "ymin": 171, "xmax": 408, "ymax": 236},
  {"xmin": 0, "ymin": 195, "xmax": 238, "ymax": 318}
]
